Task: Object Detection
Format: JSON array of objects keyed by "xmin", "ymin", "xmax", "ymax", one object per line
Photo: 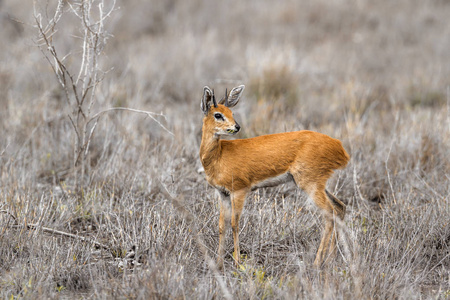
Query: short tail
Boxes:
[
  {"xmin": 327, "ymin": 139, "xmax": 350, "ymax": 170},
  {"xmin": 337, "ymin": 146, "xmax": 350, "ymax": 169}
]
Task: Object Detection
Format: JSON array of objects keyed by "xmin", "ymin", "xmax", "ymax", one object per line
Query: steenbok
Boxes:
[{"xmin": 199, "ymin": 85, "xmax": 350, "ymax": 269}]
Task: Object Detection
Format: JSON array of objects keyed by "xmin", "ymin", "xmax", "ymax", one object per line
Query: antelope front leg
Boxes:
[
  {"xmin": 231, "ymin": 189, "xmax": 247, "ymax": 266},
  {"xmin": 217, "ymin": 190, "xmax": 230, "ymax": 270}
]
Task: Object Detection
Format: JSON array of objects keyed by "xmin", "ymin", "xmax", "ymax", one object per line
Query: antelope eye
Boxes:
[{"xmin": 214, "ymin": 113, "xmax": 224, "ymax": 120}]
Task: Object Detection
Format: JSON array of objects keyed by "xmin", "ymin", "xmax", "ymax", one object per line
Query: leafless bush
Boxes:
[
  {"xmin": 33, "ymin": 0, "xmax": 170, "ymax": 191},
  {"xmin": 33, "ymin": 0, "xmax": 115, "ymax": 189},
  {"xmin": 0, "ymin": 0, "xmax": 449, "ymax": 298}
]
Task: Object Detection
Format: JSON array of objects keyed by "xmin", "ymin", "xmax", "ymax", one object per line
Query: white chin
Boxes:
[{"xmin": 216, "ymin": 131, "xmax": 234, "ymax": 136}]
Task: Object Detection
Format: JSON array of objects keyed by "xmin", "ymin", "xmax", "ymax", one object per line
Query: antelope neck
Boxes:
[{"xmin": 200, "ymin": 123, "xmax": 222, "ymax": 170}]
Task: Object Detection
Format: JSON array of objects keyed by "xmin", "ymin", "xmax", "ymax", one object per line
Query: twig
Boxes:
[
  {"xmin": 87, "ymin": 107, "xmax": 174, "ymax": 136},
  {"xmin": 84, "ymin": 106, "xmax": 173, "ymax": 156},
  {"xmin": 2, "ymin": 206, "xmax": 109, "ymax": 250},
  {"xmin": 0, "ymin": 142, "xmax": 10, "ymax": 157},
  {"xmin": 0, "ymin": 210, "xmax": 18, "ymax": 223},
  {"xmin": 85, "ymin": 115, "xmax": 101, "ymax": 156},
  {"xmin": 9, "ymin": 223, "xmax": 111, "ymax": 251}
]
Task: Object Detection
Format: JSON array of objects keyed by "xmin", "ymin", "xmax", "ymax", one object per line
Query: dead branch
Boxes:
[
  {"xmin": 10, "ymin": 223, "xmax": 111, "ymax": 251},
  {"xmin": 1, "ymin": 209, "xmax": 110, "ymax": 250}
]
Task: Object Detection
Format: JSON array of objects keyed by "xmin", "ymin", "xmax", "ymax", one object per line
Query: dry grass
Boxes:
[{"xmin": 1, "ymin": 0, "xmax": 449, "ymax": 298}]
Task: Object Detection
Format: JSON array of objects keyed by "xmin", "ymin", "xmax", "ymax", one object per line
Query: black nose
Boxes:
[{"xmin": 235, "ymin": 122, "xmax": 241, "ymax": 132}]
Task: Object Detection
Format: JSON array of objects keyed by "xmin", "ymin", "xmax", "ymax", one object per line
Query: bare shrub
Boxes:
[
  {"xmin": 33, "ymin": 0, "xmax": 117, "ymax": 190},
  {"xmin": 0, "ymin": 0, "xmax": 449, "ymax": 298}
]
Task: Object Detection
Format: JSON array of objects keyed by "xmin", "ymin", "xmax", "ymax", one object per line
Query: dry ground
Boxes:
[{"xmin": 0, "ymin": 0, "xmax": 449, "ymax": 298}]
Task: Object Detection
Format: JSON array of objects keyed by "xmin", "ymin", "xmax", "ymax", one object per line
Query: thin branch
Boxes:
[
  {"xmin": 34, "ymin": 13, "xmax": 87, "ymax": 118},
  {"xmin": 2, "ymin": 209, "xmax": 108, "ymax": 250},
  {"xmin": 0, "ymin": 142, "xmax": 10, "ymax": 157},
  {"xmin": 95, "ymin": 0, "xmax": 116, "ymax": 26},
  {"xmin": 0, "ymin": 210, "xmax": 18, "ymax": 223},
  {"xmin": 68, "ymin": 114, "xmax": 85, "ymax": 167},
  {"xmin": 34, "ymin": 15, "xmax": 64, "ymax": 86},
  {"xmin": 83, "ymin": 107, "xmax": 173, "ymax": 157},
  {"xmin": 85, "ymin": 115, "xmax": 100, "ymax": 156},
  {"xmin": 76, "ymin": 27, "xmax": 88, "ymax": 84},
  {"xmin": 68, "ymin": 114, "xmax": 81, "ymax": 142},
  {"xmin": 88, "ymin": 107, "xmax": 174, "ymax": 136},
  {"xmin": 36, "ymin": 15, "xmax": 83, "ymax": 111},
  {"xmin": 81, "ymin": 76, "xmax": 94, "ymax": 106},
  {"xmin": 67, "ymin": 1, "xmax": 83, "ymax": 19},
  {"xmin": 9, "ymin": 223, "xmax": 111, "ymax": 251},
  {"xmin": 49, "ymin": 0, "xmax": 64, "ymax": 30}
]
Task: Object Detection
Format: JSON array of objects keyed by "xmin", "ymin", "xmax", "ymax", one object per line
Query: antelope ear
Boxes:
[
  {"xmin": 225, "ymin": 85, "xmax": 245, "ymax": 108},
  {"xmin": 201, "ymin": 86, "xmax": 214, "ymax": 115}
]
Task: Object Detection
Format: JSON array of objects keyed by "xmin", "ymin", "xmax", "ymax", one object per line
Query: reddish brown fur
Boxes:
[
  {"xmin": 201, "ymin": 127, "xmax": 348, "ymax": 192},
  {"xmin": 199, "ymin": 86, "xmax": 350, "ymax": 269}
]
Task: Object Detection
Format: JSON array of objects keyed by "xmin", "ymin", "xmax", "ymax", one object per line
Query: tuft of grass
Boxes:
[
  {"xmin": 249, "ymin": 63, "xmax": 299, "ymax": 111},
  {"xmin": 408, "ymin": 87, "xmax": 446, "ymax": 108}
]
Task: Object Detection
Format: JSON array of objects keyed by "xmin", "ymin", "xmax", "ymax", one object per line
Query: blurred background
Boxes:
[
  {"xmin": 0, "ymin": 0, "xmax": 449, "ymax": 298},
  {"xmin": 1, "ymin": 0, "xmax": 449, "ymax": 163}
]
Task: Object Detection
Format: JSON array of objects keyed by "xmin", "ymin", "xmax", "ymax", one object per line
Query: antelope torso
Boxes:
[{"xmin": 200, "ymin": 131, "xmax": 319, "ymax": 193}]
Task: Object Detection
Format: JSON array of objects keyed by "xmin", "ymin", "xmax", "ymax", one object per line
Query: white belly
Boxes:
[{"xmin": 251, "ymin": 172, "xmax": 294, "ymax": 191}]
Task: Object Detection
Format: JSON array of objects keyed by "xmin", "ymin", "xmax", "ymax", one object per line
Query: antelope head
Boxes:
[{"xmin": 200, "ymin": 85, "xmax": 245, "ymax": 136}]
